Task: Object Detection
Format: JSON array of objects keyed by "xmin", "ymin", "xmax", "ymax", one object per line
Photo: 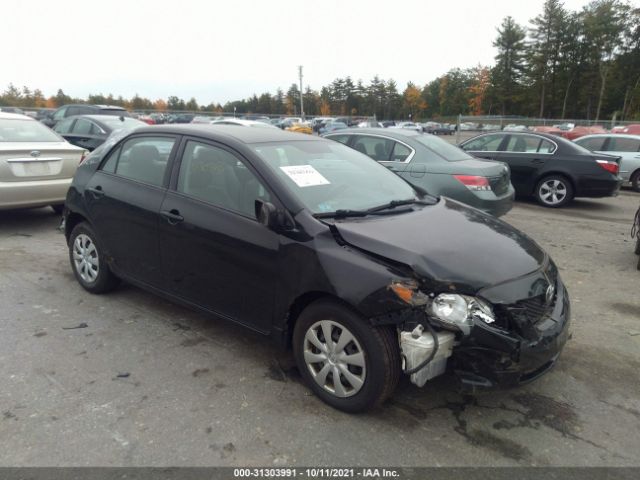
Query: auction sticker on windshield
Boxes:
[{"xmin": 280, "ymin": 165, "xmax": 330, "ymax": 187}]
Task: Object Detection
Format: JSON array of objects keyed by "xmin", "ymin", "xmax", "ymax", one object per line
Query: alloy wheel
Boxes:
[
  {"xmin": 303, "ymin": 320, "xmax": 366, "ymax": 398},
  {"xmin": 539, "ymin": 179, "xmax": 568, "ymax": 206},
  {"xmin": 72, "ymin": 234, "xmax": 99, "ymax": 283}
]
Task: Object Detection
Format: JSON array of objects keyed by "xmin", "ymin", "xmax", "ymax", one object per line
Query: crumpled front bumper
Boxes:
[{"xmin": 451, "ymin": 273, "xmax": 571, "ymax": 393}]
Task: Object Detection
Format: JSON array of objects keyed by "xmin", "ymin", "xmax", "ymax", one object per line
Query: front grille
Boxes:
[
  {"xmin": 514, "ymin": 293, "xmax": 556, "ymax": 324},
  {"xmin": 489, "ymin": 172, "xmax": 510, "ymax": 195},
  {"xmin": 500, "ymin": 262, "xmax": 560, "ymax": 338}
]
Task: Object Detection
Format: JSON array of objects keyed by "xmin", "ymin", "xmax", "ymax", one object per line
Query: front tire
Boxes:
[
  {"xmin": 69, "ymin": 222, "xmax": 119, "ymax": 293},
  {"xmin": 292, "ymin": 299, "xmax": 400, "ymax": 413},
  {"xmin": 535, "ymin": 175, "xmax": 574, "ymax": 208}
]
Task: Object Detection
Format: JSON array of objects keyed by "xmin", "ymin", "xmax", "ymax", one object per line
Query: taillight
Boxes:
[
  {"xmin": 79, "ymin": 151, "xmax": 88, "ymax": 164},
  {"xmin": 453, "ymin": 175, "xmax": 491, "ymax": 191},
  {"xmin": 596, "ymin": 159, "xmax": 619, "ymax": 175}
]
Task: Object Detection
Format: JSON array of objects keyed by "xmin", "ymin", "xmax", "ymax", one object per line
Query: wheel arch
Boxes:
[
  {"xmin": 65, "ymin": 211, "xmax": 90, "ymax": 243},
  {"xmin": 280, "ymin": 291, "xmax": 363, "ymax": 349}
]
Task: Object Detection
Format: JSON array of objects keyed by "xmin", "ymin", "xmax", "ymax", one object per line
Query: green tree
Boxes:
[
  {"xmin": 493, "ymin": 16, "xmax": 527, "ymax": 115},
  {"xmin": 527, "ymin": 0, "xmax": 567, "ymax": 117}
]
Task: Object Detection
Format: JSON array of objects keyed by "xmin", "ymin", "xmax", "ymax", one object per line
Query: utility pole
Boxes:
[{"xmin": 298, "ymin": 65, "xmax": 305, "ymax": 120}]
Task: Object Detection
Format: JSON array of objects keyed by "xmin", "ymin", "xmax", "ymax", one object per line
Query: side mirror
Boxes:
[{"xmin": 255, "ymin": 200, "xmax": 279, "ymax": 229}]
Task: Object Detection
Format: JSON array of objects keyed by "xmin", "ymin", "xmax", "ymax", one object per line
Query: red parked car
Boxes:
[
  {"xmin": 532, "ymin": 126, "xmax": 564, "ymax": 135},
  {"xmin": 561, "ymin": 126, "xmax": 606, "ymax": 141},
  {"xmin": 613, "ymin": 124, "xmax": 640, "ymax": 135}
]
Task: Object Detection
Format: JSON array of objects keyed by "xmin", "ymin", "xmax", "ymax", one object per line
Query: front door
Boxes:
[
  {"xmin": 158, "ymin": 138, "xmax": 279, "ymax": 333},
  {"xmin": 494, "ymin": 135, "xmax": 555, "ymax": 194}
]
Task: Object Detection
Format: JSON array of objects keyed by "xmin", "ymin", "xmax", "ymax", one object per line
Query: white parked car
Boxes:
[
  {"xmin": 0, "ymin": 112, "xmax": 86, "ymax": 212},
  {"xmin": 503, "ymin": 124, "xmax": 529, "ymax": 132},
  {"xmin": 574, "ymin": 133, "xmax": 640, "ymax": 191},
  {"xmin": 391, "ymin": 122, "xmax": 423, "ymax": 132},
  {"xmin": 210, "ymin": 119, "xmax": 278, "ymax": 128}
]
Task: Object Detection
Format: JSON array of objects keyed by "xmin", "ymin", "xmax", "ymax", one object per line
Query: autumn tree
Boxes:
[
  {"xmin": 468, "ymin": 66, "xmax": 491, "ymax": 115},
  {"xmin": 403, "ymin": 82, "xmax": 426, "ymax": 119}
]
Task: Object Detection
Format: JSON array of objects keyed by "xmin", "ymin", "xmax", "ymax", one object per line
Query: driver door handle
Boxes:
[
  {"xmin": 160, "ymin": 209, "xmax": 184, "ymax": 225},
  {"xmin": 87, "ymin": 186, "xmax": 104, "ymax": 197}
]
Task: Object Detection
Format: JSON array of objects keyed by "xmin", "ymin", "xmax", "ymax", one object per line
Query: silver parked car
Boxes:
[
  {"xmin": 574, "ymin": 134, "xmax": 640, "ymax": 191},
  {"xmin": 0, "ymin": 112, "xmax": 86, "ymax": 212}
]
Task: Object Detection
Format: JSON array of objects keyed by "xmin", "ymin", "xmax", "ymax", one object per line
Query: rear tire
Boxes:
[
  {"xmin": 630, "ymin": 170, "xmax": 640, "ymax": 193},
  {"xmin": 535, "ymin": 175, "xmax": 574, "ymax": 208},
  {"xmin": 69, "ymin": 222, "xmax": 119, "ymax": 294},
  {"xmin": 51, "ymin": 204, "xmax": 64, "ymax": 214},
  {"xmin": 292, "ymin": 299, "xmax": 400, "ymax": 413}
]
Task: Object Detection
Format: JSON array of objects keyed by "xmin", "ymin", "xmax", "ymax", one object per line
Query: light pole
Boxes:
[{"xmin": 298, "ymin": 65, "xmax": 305, "ymax": 120}]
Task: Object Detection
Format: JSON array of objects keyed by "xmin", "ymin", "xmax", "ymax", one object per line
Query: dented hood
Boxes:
[{"xmin": 331, "ymin": 198, "xmax": 546, "ymax": 292}]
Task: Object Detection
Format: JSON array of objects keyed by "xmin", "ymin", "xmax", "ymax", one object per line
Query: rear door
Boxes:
[
  {"xmin": 158, "ymin": 138, "xmax": 279, "ymax": 332},
  {"xmin": 84, "ymin": 134, "xmax": 178, "ymax": 286}
]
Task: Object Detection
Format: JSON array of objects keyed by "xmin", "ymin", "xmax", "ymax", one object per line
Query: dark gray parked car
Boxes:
[
  {"xmin": 323, "ymin": 128, "xmax": 514, "ymax": 217},
  {"xmin": 53, "ymin": 115, "xmax": 146, "ymax": 151},
  {"xmin": 42, "ymin": 104, "xmax": 130, "ymax": 128}
]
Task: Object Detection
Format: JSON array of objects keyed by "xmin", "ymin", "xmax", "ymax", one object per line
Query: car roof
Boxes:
[
  {"xmin": 330, "ymin": 127, "xmax": 422, "ymax": 139},
  {"xmin": 132, "ymin": 124, "xmax": 319, "ymax": 144},
  {"xmin": 463, "ymin": 130, "xmax": 560, "ymax": 141},
  {"xmin": 577, "ymin": 133, "xmax": 640, "ymax": 140},
  {"xmin": 0, "ymin": 112, "xmax": 35, "ymax": 121},
  {"xmin": 211, "ymin": 119, "xmax": 267, "ymax": 127},
  {"xmin": 59, "ymin": 104, "xmax": 126, "ymax": 110}
]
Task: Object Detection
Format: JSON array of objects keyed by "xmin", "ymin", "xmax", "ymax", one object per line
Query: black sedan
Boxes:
[
  {"xmin": 324, "ymin": 128, "xmax": 514, "ymax": 217},
  {"xmin": 53, "ymin": 115, "xmax": 146, "ymax": 151},
  {"xmin": 460, "ymin": 131, "xmax": 622, "ymax": 207},
  {"xmin": 63, "ymin": 125, "xmax": 570, "ymax": 412}
]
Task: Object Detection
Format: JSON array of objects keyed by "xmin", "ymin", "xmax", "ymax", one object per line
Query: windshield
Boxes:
[
  {"xmin": 414, "ymin": 134, "xmax": 475, "ymax": 162},
  {"xmin": 252, "ymin": 140, "xmax": 417, "ymax": 214},
  {"xmin": 0, "ymin": 118, "xmax": 63, "ymax": 142}
]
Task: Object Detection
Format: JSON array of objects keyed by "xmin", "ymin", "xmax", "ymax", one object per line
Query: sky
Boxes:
[{"xmin": 2, "ymin": 0, "xmax": 611, "ymax": 104}]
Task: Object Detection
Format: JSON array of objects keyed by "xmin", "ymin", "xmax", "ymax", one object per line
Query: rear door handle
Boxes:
[
  {"xmin": 532, "ymin": 158, "xmax": 545, "ymax": 164},
  {"xmin": 160, "ymin": 209, "xmax": 184, "ymax": 225},
  {"xmin": 87, "ymin": 186, "xmax": 104, "ymax": 197}
]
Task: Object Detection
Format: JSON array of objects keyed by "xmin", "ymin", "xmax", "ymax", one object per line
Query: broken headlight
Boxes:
[{"xmin": 429, "ymin": 294, "xmax": 495, "ymax": 335}]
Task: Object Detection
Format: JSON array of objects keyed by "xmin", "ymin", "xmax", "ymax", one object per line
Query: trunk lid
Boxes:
[{"xmin": 0, "ymin": 142, "xmax": 85, "ymax": 182}]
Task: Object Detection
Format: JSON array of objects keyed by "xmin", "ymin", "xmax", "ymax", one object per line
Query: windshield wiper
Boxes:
[
  {"xmin": 314, "ymin": 209, "xmax": 369, "ymax": 219},
  {"xmin": 314, "ymin": 199, "xmax": 423, "ymax": 219},
  {"xmin": 366, "ymin": 198, "xmax": 423, "ymax": 213}
]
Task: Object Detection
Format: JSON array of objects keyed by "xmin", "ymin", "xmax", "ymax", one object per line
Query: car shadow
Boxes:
[{"xmin": 0, "ymin": 207, "xmax": 61, "ymax": 236}]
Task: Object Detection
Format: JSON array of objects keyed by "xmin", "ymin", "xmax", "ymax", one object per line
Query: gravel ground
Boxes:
[{"xmin": 0, "ymin": 189, "xmax": 639, "ymax": 467}]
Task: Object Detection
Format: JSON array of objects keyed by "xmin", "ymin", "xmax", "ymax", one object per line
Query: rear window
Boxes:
[
  {"xmin": 414, "ymin": 134, "xmax": 475, "ymax": 162},
  {"xmin": 99, "ymin": 109, "xmax": 131, "ymax": 117},
  {"xmin": 0, "ymin": 118, "xmax": 63, "ymax": 142},
  {"xmin": 100, "ymin": 117, "xmax": 145, "ymax": 130}
]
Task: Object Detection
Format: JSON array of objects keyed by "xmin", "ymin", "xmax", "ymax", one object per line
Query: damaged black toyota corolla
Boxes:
[{"xmin": 63, "ymin": 125, "xmax": 570, "ymax": 413}]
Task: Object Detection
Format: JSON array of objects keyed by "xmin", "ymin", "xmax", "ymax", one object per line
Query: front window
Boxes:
[
  {"xmin": 0, "ymin": 118, "xmax": 63, "ymax": 142},
  {"xmin": 607, "ymin": 137, "xmax": 640, "ymax": 152},
  {"xmin": 252, "ymin": 140, "xmax": 417, "ymax": 215}
]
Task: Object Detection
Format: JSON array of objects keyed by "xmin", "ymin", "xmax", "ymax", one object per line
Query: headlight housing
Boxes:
[{"xmin": 429, "ymin": 293, "xmax": 495, "ymax": 335}]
